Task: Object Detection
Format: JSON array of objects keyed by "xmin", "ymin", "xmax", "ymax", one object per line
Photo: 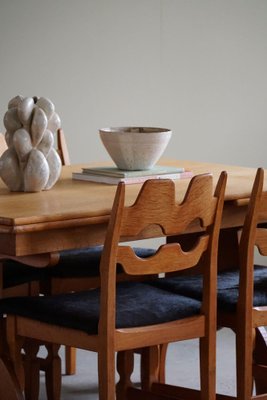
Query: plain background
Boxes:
[
  {"xmin": 0, "ymin": 3, "xmax": 265, "ymax": 397},
  {"xmin": 0, "ymin": 0, "xmax": 267, "ymax": 167}
]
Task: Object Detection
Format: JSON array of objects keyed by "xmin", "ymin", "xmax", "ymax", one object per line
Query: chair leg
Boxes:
[
  {"xmin": 253, "ymin": 327, "xmax": 267, "ymax": 395},
  {"xmin": 116, "ymin": 350, "xmax": 134, "ymax": 400},
  {"xmin": 98, "ymin": 346, "xmax": 116, "ymax": 400},
  {"xmin": 65, "ymin": 346, "xmax": 76, "ymax": 375},
  {"xmin": 6, "ymin": 316, "xmax": 25, "ymax": 391},
  {"xmin": 44, "ymin": 343, "xmax": 61, "ymax": 400},
  {"xmin": 140, "ymin": 346, "xmax": 161, "ymax": 391},
  {"xmin": 158, "ymin": 344, "xmax": 168, "ymax": 383},
  {"xmin": 235, "ymin": 324, "xmax": 254, "ymax": 400},
  {"xmin": 199, "ymin": 334, "xmax": 216, "ymax": 400},
  {"xmin": 23, "ymin": 339, "xmax": 40, "ymax": 400}
]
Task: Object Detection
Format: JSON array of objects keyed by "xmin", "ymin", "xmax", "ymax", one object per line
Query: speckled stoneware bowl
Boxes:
[{"xmin": 99, "ymin": 127, "xmax": 172, "ymax": 170}]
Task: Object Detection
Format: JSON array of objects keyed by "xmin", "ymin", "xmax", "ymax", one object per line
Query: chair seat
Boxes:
[
  {"xmin": 3, "ymin": 247, "xmax": 156, "ymax": 288},
  {"xmin": 3, "ymin": 261, "xmax": 47, "ymax": 289},
  {"xmin": 0, "ymin": 281, "xmax": 201, "ymax": 334},
  {"xmin": 49, "ymin": 246, "xmax": 156, "ymax": 278},
  {"xmin": 149, "ymin": 265, "xmax": 267, "ymax": 312}
]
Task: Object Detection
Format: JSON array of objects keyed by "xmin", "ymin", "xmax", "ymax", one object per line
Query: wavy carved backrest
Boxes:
[
  {"xmin": 98, "ymin": 172, "xmax": 226, "ymax": 337},
  {"xmin": 256, "ymin": 190, "xmax": 267, "ymax": 256},
  {"xmin": 102, "ymin": 172, "xmax": 227, "ymax": 279},
  {"xmin": 238, "ymin": 168, "xmax": 266, "ymax": 311}
]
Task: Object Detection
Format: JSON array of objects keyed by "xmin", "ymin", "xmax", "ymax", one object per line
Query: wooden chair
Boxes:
[
  {"xmin": 0, "ymin": 129, "xmax": 94, "ymax": 377},
  {"xmin": 41, "ymin": 130, "xmax": 156, "ymax": 377},
  {"xmin": 0, "ymin": 131, "xmax": 63, "ymax": 399},
  {"xmin": 0, "ymin": 171, "xmax": 226, "ymax": 400},
  {"xmin": 152, "ymin": 168, "xmax": 267, "ymax": 400},
  {"xmin": 1, "ymin": 128, "xmax": 156, "ymax": 370},
  {"xmin": 0, "ymin": 130, "xmax": 46, "ymax": 304},
  {"xmin": 217, "ymin": 167, "xmax": 267, "ymax": 400},
  {"xmin": 0, "ymin": 129, "xmax": 156, "ymax": 388}
]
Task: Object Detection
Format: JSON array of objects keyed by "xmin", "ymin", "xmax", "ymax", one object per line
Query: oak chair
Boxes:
[
  {"xmin": 0, "ymin": 129, "xmax": 156, "ymax": 387},
  {"xmin": 0, "ymin": 130, "xmax": 155, "ymax": 386},
  {"xmin": 0, "ymin": 130, "xmax": 72, "ymax": 396},
  {"xmin": 0, "ymin": 172, "xmax": 226, "ymax": 400},
  {"xmin": 0, "ymin": 130, "xmax": 98, "ymax": 381},
  {"xmin": 41, "ymin": 130, "xmax": 156, "ymax": 377},
  {"xmin": 217, "ymin": 167, "xmax": 267, "ymax": 400},
  {"xmin": 0, "ymin": 128, "xmax": 70, "ymax": 302},
  {"xmin": 152, "ymin": 168, "xmax": 267, "ymax": 400},
  {"xmin": 0, "ymin": 129, "xmax": 96, "ymax": 377},
  {"xmin": 0, "ymin": 131, "xmax": 46, "ymax": 306}
]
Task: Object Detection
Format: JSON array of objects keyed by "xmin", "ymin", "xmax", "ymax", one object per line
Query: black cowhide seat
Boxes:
[
  {"xmin": 48, "ymin": 246, "xmax": 156, "ymax": 279},
  {"xmin": 149, "ymin": 265, "xmax": 267, "ymax": 313},
  {"xmin": 0, "ymin": 281, "xmax": 201, "ymax": 335}
]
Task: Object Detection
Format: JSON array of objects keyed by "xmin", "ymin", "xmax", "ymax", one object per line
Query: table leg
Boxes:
[{"xmin": 217, "ymin": 228, "xmax": 240, "ymax": 271}]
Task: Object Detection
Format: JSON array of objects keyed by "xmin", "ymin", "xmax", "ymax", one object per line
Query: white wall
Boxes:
[{"xmin": 1, "ymin": 0, "xmax": 267, "ymax": 167}]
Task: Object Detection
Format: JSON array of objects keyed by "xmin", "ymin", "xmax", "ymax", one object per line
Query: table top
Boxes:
[{"xmin": 0, "ymin": 159, "xmax": 265, "ymax": 231}]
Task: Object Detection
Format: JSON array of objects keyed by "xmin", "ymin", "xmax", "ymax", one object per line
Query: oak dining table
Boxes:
[{"xmin": 0, "ymin": 159, "xmax": 267, "ymax": 398}]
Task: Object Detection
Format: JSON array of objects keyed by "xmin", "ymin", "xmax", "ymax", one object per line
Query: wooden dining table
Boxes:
[{"xmin": 0, "ymin": 159, "xmax": 267, "ymax": 398}]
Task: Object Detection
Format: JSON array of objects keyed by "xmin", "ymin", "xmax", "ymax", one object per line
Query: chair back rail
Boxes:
[
  {"xmin": 120, "ymin": 175, "xmax": 216, "ymax": 237},
  {"xmin": 238, "ymin": 168, "xmax": 265, "ymax": 314},
  {"xmin": 99, "ymin": 172, "xmax": 227, "ymax": 335}
]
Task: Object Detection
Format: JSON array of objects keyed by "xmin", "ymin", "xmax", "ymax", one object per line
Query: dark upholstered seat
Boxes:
[
  {"xmin": 149, "ymin": 265, "xmax": 267, "ymax": 312},
  {"xmin": 0, "ymin": 281, "xmax": 201, "ymax": 335},
  {"xmin": 48, "ymin": 246, "xmax": 156, "ymax": 278},
  {"xmin": 3, "ymin": 246, "xmax": 155, "ymax": 290},
  {"xmin": 3, "ymin": 261, "xmax": 46, "ymax": 289}
]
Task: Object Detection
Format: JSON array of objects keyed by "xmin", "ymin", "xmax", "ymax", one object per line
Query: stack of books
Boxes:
[{"xmin": 72, "ymin": 165, "xmax": 194, "ymax": 185}]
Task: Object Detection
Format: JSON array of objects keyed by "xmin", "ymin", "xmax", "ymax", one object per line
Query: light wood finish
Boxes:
[
  {"xmin": 0, "ymin": 133, "xmax": 8, "ymax": 154},
  {"xmin": 215, "ymin": 168, "xmax": 267, "ymax": 400},
  {"xmin": 57, "ymin": 128, "xmax": 70, "ymax": 166},
  {"xmin": 0, "ymin": 130, "xmax": 72, "ymax": 396},
  {"xmin": 0, "ymin": 160, "xmax": 266, "ymax": 258},
  {"xmin": 0, "ymin": 160, "xmax": 266, "ymax": 399},
  {"xmin": 158, "ymin": 169, "xmax": 267, "ymax": 400},
  {"xmin": 5, "ymin": 172, "xmax": 226, "ymax": 400}
]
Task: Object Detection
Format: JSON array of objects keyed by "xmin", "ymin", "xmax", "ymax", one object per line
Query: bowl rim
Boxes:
[{"xmin": 99, "ymin": 126, "xmax": 172, "ymax": 134}]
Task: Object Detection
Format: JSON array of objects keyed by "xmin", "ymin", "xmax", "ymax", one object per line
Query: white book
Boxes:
[
  {"xmin": 72, "ymin": 170, "xmax": 194, "ymax": 185},
  {"xmin": 82, "ymin": 165, "xmax": 185, "ymax": 178}
]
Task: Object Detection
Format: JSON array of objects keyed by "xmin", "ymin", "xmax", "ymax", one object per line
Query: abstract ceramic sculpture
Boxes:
[{"xmin": 0, "ymin": 95, "xmax": 62, "ymax": 192}]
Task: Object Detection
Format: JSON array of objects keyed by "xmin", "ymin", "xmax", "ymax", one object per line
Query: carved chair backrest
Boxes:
[
  {"xmin": 237, "ymin": 168, "xmax": 267, "ymax": 313},
  {"xmin": 99, "ymin": 172, "xmax": 227, "ymax": 333}
]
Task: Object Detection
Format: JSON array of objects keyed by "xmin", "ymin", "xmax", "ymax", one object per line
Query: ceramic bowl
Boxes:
[{"xmin": 99, "ymin": 127, "xmax": 172, "ymax": 170}]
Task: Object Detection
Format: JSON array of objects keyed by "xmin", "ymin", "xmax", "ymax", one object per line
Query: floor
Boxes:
[{"xmin": 39, "ymin": 327, "xmax": 236, "ymax": 399}]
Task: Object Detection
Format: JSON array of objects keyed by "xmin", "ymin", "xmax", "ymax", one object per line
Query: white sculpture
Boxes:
[{"xmin": 0, "ymin": 95, "xmax": 62, "ymax": 192}]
